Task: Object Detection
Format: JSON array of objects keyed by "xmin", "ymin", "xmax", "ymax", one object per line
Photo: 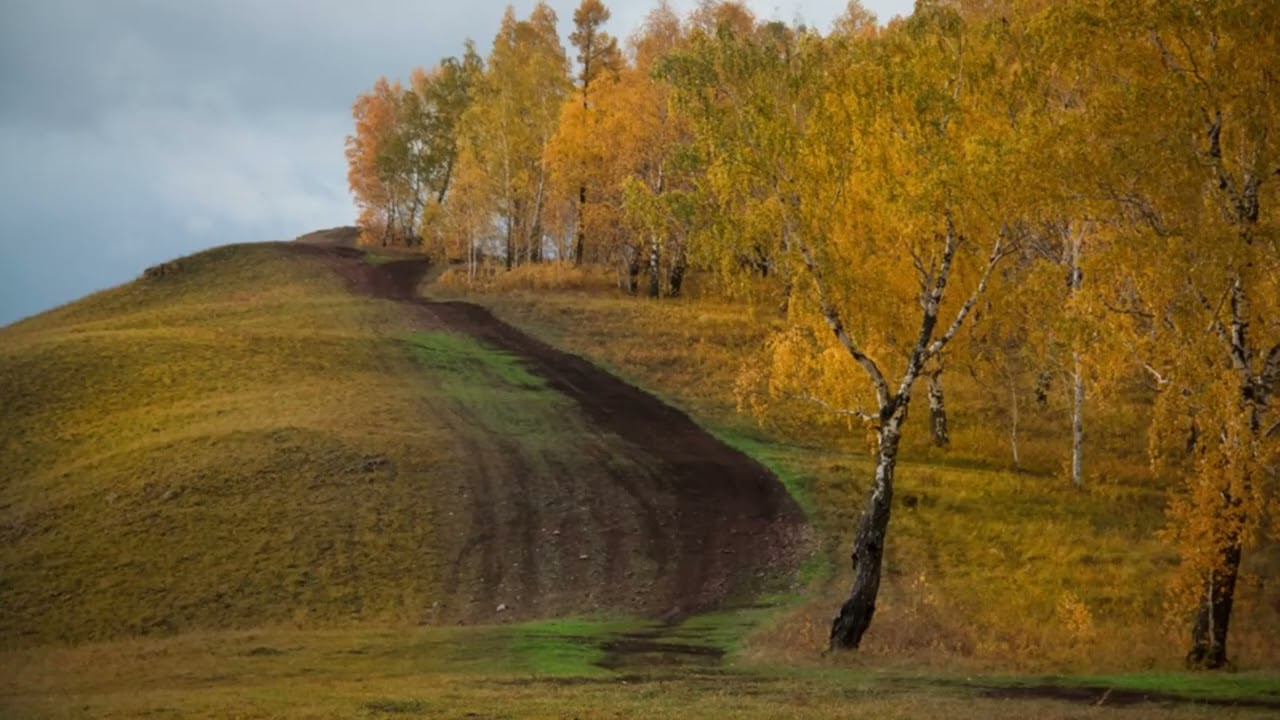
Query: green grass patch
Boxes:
[
  {"xmin": 405, "ymin": 330, "xmax": 546, "ymax": 391},
  {"xmin": 402, "ymin": 330, "xmax": 583, "ymax": 452},
  {"xmin": 505, "ymin": 618, "xmax": 642, "ymax": 677}
]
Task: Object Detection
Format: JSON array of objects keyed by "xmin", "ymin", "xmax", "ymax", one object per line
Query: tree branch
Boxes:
[
  {"xmin": 893, "ymin": 215, "xmax": 959, "ymax": 400},
  {"xmin": 910, "ymin": 244, "xmax": 933, "ymax": 308},
  {"xmin": 1140, "ymin": 361, "xmax": 1171, "ymax": 388},
  {"xmin": 1150, "ymin": 28, "xmax": 1184, "ymax": 73},
  {"xmin": 791, "ymin": 393, "xmax": 877, "ymax": 423},
  {"xmin": 793, "ymin": 235, "xmax": 892, "ymax": 410},
  {"xmin": 926, "ymin": 230, "xmax": 1010, "ymax": 359},
  {"xmin": 1174, "ymin": 31, "xmax": 1212, "ymax": 91},
  {"xmin": 1263, "ymin": 342, "xmax": 1280, "ymax": 383},
  {"xmin": 1104, "ymin": 188, "xmax": 1175, "ymax": 237},
  {"xmin": 1101, "ymin": 297, "xmax": 1154, "ymax": 321}
]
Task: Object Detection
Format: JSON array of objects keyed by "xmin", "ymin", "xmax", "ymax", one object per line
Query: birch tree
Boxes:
[
  {"xmin": 666, "ymin": 2, "xmax": 1020, "ymax": 649},
  {"xmin": 347, "ymin": 47, "xmax": 481, "ymax": 251},
  {"xmin": 456, "ymin": 4, "xmax": 570, "ymax": 268},
  {"xmin": 548, "ymin": 2, "xmax": 691, "ymax": 292},
  {"xmin": 1083, "ymin": 0, "xmax": 1280, "ymax": 669}
]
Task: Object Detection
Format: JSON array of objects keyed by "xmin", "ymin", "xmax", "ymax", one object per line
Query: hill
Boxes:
[
  {"xmin": 0, "ymin": 242, "xmax": 802, "ymax": 648},
  {"xmin": 2, "ymin": 240, "xmax": 1277, "ymax": 719},
  {"xmin": 293, "ymin": 226, "xmax": 360, "ymax": 247}
]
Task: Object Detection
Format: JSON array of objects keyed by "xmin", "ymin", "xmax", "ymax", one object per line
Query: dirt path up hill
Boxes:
[{"xmin": 301, "ymin": 244, "xmax": 807, "ymax": 622}]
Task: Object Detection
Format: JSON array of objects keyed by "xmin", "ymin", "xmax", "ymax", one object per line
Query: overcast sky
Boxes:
[{"xmin": 0, "ymin": 0, "xmax": 913, "ymax": 325}]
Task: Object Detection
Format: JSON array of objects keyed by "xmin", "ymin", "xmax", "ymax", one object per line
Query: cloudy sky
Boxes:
[{"xmin": 0, "ymin": 0, "xmax": 913, "ymax": 325}]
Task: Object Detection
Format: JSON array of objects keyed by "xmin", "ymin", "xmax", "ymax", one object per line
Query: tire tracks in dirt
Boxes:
[{"xmin": 301, "ymin": 244, "xmax": 807, "ymax": 621}]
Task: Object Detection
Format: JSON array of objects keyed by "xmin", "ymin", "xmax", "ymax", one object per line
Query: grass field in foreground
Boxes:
[{"xmin": 2, "ymin": 616, "xmax": 1277, "ymax": 719}]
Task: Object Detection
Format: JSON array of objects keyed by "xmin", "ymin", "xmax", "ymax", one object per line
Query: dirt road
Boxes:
[{"xmin": 302, "ymin": 244, "xmax": 807, "ymax": 622}]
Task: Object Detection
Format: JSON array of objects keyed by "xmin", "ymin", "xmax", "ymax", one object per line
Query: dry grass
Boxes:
[
  {"xmin": 0, "ymin": 245, "xmax": 459, "ymax": 646},
  {"xmin": 434, "ymin": 260, "xmax": 619, "ymax": 294}
]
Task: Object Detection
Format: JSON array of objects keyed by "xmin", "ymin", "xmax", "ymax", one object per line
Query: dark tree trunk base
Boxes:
[
  {"xmin": 1185, "ymin": 646, "xmax": 1232, "ymax": 670},
  {"xmin": 830, "ymin": 579, "xmax": 879, "ymax": 650},
  {"xmin": 829, "ymin": 418, "xmax": 902, "ymax": 651},
  {"xmin": 626, "ymin": 257, "xmax": 641, "ymax": 295},
  {"xmin": 668, "ymin": 259, "xmax": 686, "ymax": 298},
  {"xmin": 1186, "ymin": 542, "xmax": 1241, "ymax": 671}
]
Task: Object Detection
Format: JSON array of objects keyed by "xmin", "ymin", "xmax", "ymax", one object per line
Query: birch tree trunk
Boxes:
[
  {"xmin": 830, "ymin": 404, "xmax": 906, "ymax": 649},
  {"xmin": 647, "ymin": 235, "xmax": 661, "ymax": 298},
  {"xmin": 1068, "ymin": 225, "xmax": 1085, "ymax": 487},
  {"xmin": 436, "ymin": 155, "xmax": 454, "ymax": 205},
  {"xmin": 1071, "ymin": 353, "xmax": 1084, "ymax": 487},
  {"xmin": 575, "ymin": 185, "xmax": 587, "ymax": 265},
  {"xmin": 504, "ymin": 211, "xmax": 516, "ymax": 270},
  {"xmin": 1010, "ymin": 383, "xmax": 1021, "ymax": 471},
  {"xmin": 1185, "ymin": 273, "xmax": 1264, "ymax": 668},
  {"xmin": 927, "ymin": 367, "xmax": 950, "ymax": 448},
  {"xmin": 468, "ymin": 235, "xmax": 477, "ymax": 284},
  {"xmin": 821, "ymin": 219, "xmax": 1004, "ymax": 651},
  {"xmin": 1187, "ymin": 539, "xmax": 1243, "ymax": 669},
  {"xmin": 529, "ymin": 170, "xmax": 547, "ymax": 264},
  {"xmin": 626, "ymin": 251, "xmax": 641, "ymax": 294}
]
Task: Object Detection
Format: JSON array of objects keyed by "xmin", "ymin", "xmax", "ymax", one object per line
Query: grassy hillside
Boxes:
[
  {"xmin": 1, "ymin": 244, "xmax": 447, "ymax": 645},
  {"xmin": 0, "ymin": 244, "xmax": 797, "ymax": 650}
]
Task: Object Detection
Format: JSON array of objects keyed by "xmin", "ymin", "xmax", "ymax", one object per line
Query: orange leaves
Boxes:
[
  {"xmin": 345, "ymin": 49, "xmax": 480, "ymax": 250},
  {"xmin": 545, "ymin": 4, "xmax": 695, "ymax": 285},
  {"xmin": 346, "ymin": 77, "xmax": 410, "ymax": 246}
]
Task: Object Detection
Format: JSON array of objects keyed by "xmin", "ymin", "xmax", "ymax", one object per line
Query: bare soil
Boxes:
[
  {"xmin": 296, "ymin": 244, "xmax": 807, "ymax": 623},
  {"xmin": 597, "ymin": 632, "xmax": 727, "ymax": 671}
]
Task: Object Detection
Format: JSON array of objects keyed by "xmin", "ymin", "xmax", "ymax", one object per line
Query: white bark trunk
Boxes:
[
  {"xmin": 1068, "ymin": 224, "xmax": 1084, "ymax": 486},
  {"xmin": 927, "ymin": 368, "xmax": 950, "ymax": 448},
  {"xmin": 1010, "ymin": 383, "xmax": 1021, "ymax": 471},
  {"xmin": 1071, "ymin": 352, "xmax": 1084, "ymax": 488},
  {"xmin": 830, "ymin": 404, "xmax": 905, "ymax": 649},
  {"xmin": 647, "ymin": 234, "xmax": 661, "ymax": 298}
]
